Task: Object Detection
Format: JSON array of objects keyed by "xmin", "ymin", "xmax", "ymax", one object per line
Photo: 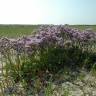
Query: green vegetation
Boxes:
[
  {"xmin": 0, "ymin": 25, "xmax": 96, "ymax": 38},
  {"xmin": 0, "ymin": 25, "xmax": 38, "ymax": 38},
  {"xmin": 70, "ymin": 25, "xmax": 96, "ymax": 31},
  {"xmin": 0, "ymin": 25, "xmax": 96, "ymax": 96}
]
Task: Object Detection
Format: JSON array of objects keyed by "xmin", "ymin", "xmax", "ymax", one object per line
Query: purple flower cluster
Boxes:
[
  {"xmin": 62, "ymin": 26, "xmax": 96, "ymax": 42},
  {"xmin": 0, "ymin": 25, "xmax": 96, "ymax": 55}
]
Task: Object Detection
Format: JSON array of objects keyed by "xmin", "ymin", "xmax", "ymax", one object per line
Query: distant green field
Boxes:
[
  {"xmin": 0, "ymin": 25, "xmax": 38, "ymax": 38},
  {"xmin": 71, "ymin": 25, "xmax": 96, "ymax": 31},
  {"xmin": 0, "ymin": 25, "xmax": 96, "ymax": 38}
]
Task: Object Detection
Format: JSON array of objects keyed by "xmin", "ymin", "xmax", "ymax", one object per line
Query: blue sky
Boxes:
[{"xmin": 0, "ymin": 0, "xmax": 96, "ymax": 24}]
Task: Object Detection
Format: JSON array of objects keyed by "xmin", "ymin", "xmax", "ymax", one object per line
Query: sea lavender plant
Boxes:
[{"xmin": 0, "ymin": 25, "xmax": 96, "ymax": 95}]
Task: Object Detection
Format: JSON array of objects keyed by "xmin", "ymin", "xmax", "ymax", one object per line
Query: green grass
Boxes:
[
  {"xmin": 70, "ymin": 25, "xmax": 96, "ymax": 31},
  {"xmin": 0, "ymin": 25, "xmax": 96, "ymax": 38},
  {"xmin": 0, "ymin": 25, "xmax": 39, "ymax": 38}
]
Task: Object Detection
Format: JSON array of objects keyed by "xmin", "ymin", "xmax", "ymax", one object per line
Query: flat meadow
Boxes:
[
  {"xmin": 0, "ymin": 25, "xmax": 96, "ymax": 38},
  {"xmin": 0, "ymin": 25, "xmax": 38, "ymax": 38},
  {"xmin": 0, "ymin": 25, "xmax": 96, "ymax": 96}
]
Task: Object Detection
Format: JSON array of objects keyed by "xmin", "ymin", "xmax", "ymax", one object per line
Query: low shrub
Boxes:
[{"xmin": 0, "ymin": 25, "xmax": 96, "ymax": 95}]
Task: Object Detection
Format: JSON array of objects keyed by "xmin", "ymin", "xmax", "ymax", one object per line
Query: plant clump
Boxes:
[{"xmin": 0, "ymin": 25, "xmax": 96, "ymax": 95}]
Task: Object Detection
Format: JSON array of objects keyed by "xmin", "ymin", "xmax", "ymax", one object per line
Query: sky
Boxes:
[{"xmin": 0, "ymin": 0, "xmax": 96, "ymax": 25}]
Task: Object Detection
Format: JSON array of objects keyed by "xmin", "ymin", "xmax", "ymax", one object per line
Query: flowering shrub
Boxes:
[
  {"xmin": 0, "ymin": 25, "xmax": 96, "ymax": 55},
  {"xmin": 0, "ymin": 25, "xmax": 96, "ymax": 95}
]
